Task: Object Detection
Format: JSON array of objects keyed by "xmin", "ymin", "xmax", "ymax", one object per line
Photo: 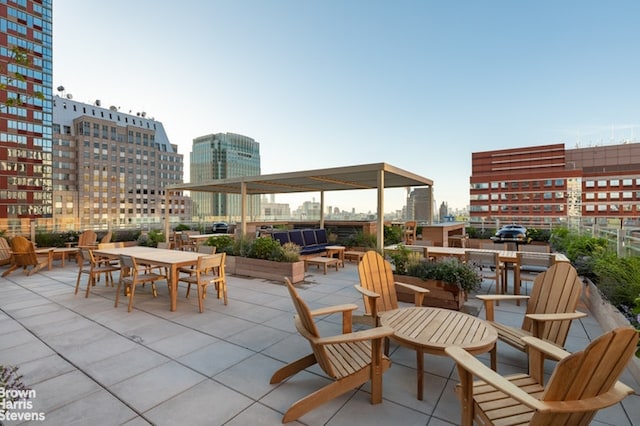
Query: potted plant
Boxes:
[
  {"xmin": 387, "ymin": 245, "xmax": 482, "ymax": 310},
  {"xmin": 226, "ymin": 236, "xmax": 306, "ymax": 283}
]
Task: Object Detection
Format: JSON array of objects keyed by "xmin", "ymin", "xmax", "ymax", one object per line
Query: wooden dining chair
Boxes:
[
  {"xmin": 75, "ymin": 248, "xmax": 120, "ymax": 298},
  {"xmin": 270, "ymin": 277, "xmax": 394, "ymax": 423},
  {"xmin": 465, "ymin": 250, "xmax": 503, "ymax": 294},
  {"xmin": 115, "ymin": 254, "xmax": 168, "ymax": 312},
  {"xmin": 403, "ymin": 221, "xmax": 417, "ymax": 245},
  {"xmin": 178, "ymin": 252, "xmax": 227, "ymax": 312},
  {"xmin": 477, "ymin": 262, "xmax": 586, "ymax": 370},
  {"xmin": 446, "ymin": 327, "xmax": 638, "ymax": 426}
]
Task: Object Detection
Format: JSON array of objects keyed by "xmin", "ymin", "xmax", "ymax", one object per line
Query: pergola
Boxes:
[{"xmin": 166, "ymin": 162, "xmax": 434, "ymax": 251}]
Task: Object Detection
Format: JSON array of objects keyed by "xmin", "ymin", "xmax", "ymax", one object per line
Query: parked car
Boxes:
[
  {"xmin": 212, "ymin": 222, "xmax": 229, "ymax": 233},
  {"xmin": 491, "ymin": 224, "xmax": 529, "ymax": 243}
]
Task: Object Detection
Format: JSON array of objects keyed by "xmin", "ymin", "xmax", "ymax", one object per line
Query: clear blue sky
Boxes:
[{"xmin": 53, "ymin": 1, "xmax": 640, "ymax": 213}]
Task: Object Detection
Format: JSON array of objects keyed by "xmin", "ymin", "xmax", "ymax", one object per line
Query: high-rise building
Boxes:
[
  {"xmin": 190, "ymin": 132, "xmax": 260, "ymax": 221},
  {"xmin": 51, "ymin": 97, "xmax": 190, "ymax": 229},
  {"xmin": 0, "ymin": 0, "xmax": 53, "ymax": 232},
  {"xmin": 406, "ymin": 187, "xmax": 433, "ymax": 223},
  {"xmin": 470, "ymin": 142, "xmax": 640, "ymax": 227}
]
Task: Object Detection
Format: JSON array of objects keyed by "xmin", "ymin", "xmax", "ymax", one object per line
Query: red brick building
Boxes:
[{"xmin": 469, "ymin": 142, "xmax": 640, "ymax": 227}]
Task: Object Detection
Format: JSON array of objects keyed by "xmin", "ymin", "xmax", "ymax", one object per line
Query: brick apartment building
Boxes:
[{"xmin": 469, "ymin": 142, "xmax": 640, "ymax": 227}]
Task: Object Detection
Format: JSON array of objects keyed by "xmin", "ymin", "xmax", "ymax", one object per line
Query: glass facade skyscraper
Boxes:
[{"xmin": 190, "ymin": 132, "xmax": 261, "ymax": 220}]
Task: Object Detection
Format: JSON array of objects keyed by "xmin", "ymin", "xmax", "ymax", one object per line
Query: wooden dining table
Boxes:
[
  {"xmin": 93, "ymin": 246, "xmax": 202, "ymax": 311},
  {"xmin": 380, "ymin": 306, "xmax": 498, "ymax": 400}
]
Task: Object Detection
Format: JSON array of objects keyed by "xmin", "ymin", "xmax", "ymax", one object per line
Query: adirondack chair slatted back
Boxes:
[
  {"xmin": 358, "ymin": 251, "xmax": 399, "ymax": 315},
  {"xmin": 78, "ymin": 230, "xmax": 97, "ymax": 247},
  {"xmin": 536, "ymin": 327, "xmax": 639, "ymax": 425},
  {"xmin": 10, "ymin": 236, "xmax": 37, "ymax": 267},
  {"xmin": 285, "ymin": 278, "xmax": 337, "ymax": 378},
  {"xmin": 100, "ymin": 231, "xmax": 112, "ymax": 244},
  {"xmin": 522, "ymin": 262, "xmax": 582, "ymax": 346}
]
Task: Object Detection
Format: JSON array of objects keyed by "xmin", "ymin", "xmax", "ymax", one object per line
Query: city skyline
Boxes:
[{"xmin": 53, "ymin": 1, "xmax": 640, "ymax": 212}]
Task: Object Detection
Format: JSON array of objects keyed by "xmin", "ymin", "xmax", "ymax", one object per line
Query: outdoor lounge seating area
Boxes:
[
  {"xmin": 0, "ymin": 254, "xmax": 638, "ymax": 425},
  {"xmin": 272, "ymin": 228, "xmax": 330, "ymax": 256}
]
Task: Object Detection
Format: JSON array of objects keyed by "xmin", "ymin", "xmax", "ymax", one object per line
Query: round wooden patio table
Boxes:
[{"xmin": 380, "ymin": 306, "xmax": 497, "ymax": 400}]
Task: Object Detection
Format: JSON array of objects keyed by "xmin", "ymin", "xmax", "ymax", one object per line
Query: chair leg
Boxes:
[
  {"xmin": 270, "ymin": 354, "xmax": 317, "ymax": 384},
  {"xmin": 128, "ymin": 283, "xmax": 136, "ymax": 312},
  {"xmin": 197, "ymin": 284, "xmax": 204, "ymax": 313},
  {"xmin": 74, "ymin": 270, "xmax": 83, "ymax": 295},
  {"xmin": 490, "ymin": 346, "xmax": 497, "ymax": 371},
  {"xmin": 283, "ymin": 369, "xmax": 370, "ymax": 423},
  {"xmin": 115, "ymin": 279, "xmax": 123, "ymax": 308},
  {"xmin": 85, "ymin": 275, "xmax": 94, "ymax": 298}
]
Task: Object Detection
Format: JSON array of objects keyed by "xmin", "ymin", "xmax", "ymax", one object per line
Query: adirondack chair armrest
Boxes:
[
  {"xmin": 476, "ymin": 294, "xmax": 531, "ymax": 302},
  {"xmin": 476, "ymin": 294, "xmax": 531, "ymax": 321},
  {"xmin": 354, "ymin": 284, "xmax": 380, "ymax": 300},
  {"xmin": 310, "ymin": 303, "xmax": 358, "ymax": 318},
  {"xmin": 521, "ymin": 335, "xmax": 571, "ymax": 361},
  {"xmin": 445, "ymin": 346, "xmax": 545, "ymax": 411},
  {"xmin": 394, "ymin": 281, "xmax": 429, "ymax": 306},
  {"xmin": 316, "ymin": 326, "xmax": 394, "ymax": 346},
  {"xmin": 532, "ymin": 382, "xmax": 634, "ymax": 414},
  {"xmin": 525, "ymin": 311, "xmax": 587, "ymax": 322}
]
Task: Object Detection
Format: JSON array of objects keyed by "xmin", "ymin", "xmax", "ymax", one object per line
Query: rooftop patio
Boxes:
[{"xmin": 1, "ymin": 259, "xmax": 638, "ymax": 425}]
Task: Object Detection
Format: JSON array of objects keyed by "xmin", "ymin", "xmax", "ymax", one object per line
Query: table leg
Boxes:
[
  {"xmin": 417, "ymin": 348, "xmax": 424, "ymax": 400},
  {"xmin": 170, "ymin": 264, "xmax": 178, "ymax": 311}
]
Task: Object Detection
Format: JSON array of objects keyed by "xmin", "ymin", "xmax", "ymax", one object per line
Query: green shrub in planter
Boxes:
[{"xmin": 405, "ymin": 258, "xmax": 483, "ymax": 293}]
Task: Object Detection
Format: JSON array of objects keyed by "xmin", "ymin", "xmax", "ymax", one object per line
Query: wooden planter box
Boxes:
[
  {"xmin": 232, "ymin": 256, "xmax": 305, "ymax": 284},
  {"xmin": 393, "ymin": 274, "xmax": 465, "ymax": 311}
]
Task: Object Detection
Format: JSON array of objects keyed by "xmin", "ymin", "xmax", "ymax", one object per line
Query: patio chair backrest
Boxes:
[
  {"xmin": 302, "ymin": 229, "xmax": 317, "ymax": 246},
  {"xmin": 284, "ymin": 277, "xmax": 334, "ymax": 376},
  {"xmin": 522, "ymin": 262, "xmax": 582, "ymax": 346},
  {"xmin": 272, "ymin": 232, "xmax": 290, "ymax": 245},
  {"xmin": 315, "ymin": 229, "xmax": 328, "ymax": 245},
  {"xmin": 535, "ymin": 327, "xmax": 638, "ymax": 424},
  {"xmin": 465, "ymin": 250, "xmax": 500, "ymax": 270},
  {"xmin": 358, "ymin": 250, "xmax": 399, "ymax": 316},
  {"xmin": 78, "ymin": 230, "xmax": 97, "ymax": 246},
  {"xmin": 9, "ymin": 236, "xmax": 38, "ymax": 267},
  {"xmin": 289, "ymin": 230, "xmax": 305, "ymax": 247}
]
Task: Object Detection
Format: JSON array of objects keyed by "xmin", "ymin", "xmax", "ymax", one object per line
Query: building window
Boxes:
[
  {"xmin": 586, "ymin": 180, "xmax": 595, "ymax": 188},
  {"xmin": 597, "ymin": 193, "xmax": 607, "ymax": 199},
  {"xmin": 610, "ymin": 179, "xmax": 619, "ymax": 186},
  {"xmin": 610, "ymin": 192, "xmax": 619, "ymax": 199},
  {"xmin": 555, "ymin": 179, "xmax": 564, "ymax": 186},
  {"xmin": 623, "ymin": 191, "xmax": 632, "ymax": 199},
  {"xmin": 623, "ymin": 179, "xmax": 633, "ymax": 186},
  {"xmin": 597, "ymin": 180, "xmax": 607, "ymax": 187},
  {"xmin": 586, "ymin": 205, "xmax": 595, "ymax": 211},
  {"xmin": 598, "ymin": 204, "xmax": 607, "ymax": 211}
]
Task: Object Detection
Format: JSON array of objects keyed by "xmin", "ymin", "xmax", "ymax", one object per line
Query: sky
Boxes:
[{"xmin": 52, "ymin": 0, "xmax": 640, "ymax": 214}]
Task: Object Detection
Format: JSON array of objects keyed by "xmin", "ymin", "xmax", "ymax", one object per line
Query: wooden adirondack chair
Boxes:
[
  {"xmin": 78, "ymin": 230, "xmax": 98, "ymax": 247},
  {"xmin": 355, "ymin": 250, "xmax": 429, "ymax": 327},
  {"xmin": 2, "ymin": 236, "xmax": 51, "ymax": 277},
  {"xmin": 270, "ymin": 277, "xmax": 394, "ymax": 423},
  {"xmin": 446, "ymin": 327, "xmax": 639, "ymax": 426},
  {"xmin": 477, "ymin": 262, "xmax": 586, "ymax": 370}
]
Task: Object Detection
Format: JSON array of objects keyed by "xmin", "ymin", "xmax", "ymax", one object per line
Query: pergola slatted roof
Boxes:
[
  {"xmin": 166, "ymin": 162, "xmax": 433, "ymax": 251},
  {"xmin": 167, "ymin": 163, "xmax": 433, "ymax": 195}
]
